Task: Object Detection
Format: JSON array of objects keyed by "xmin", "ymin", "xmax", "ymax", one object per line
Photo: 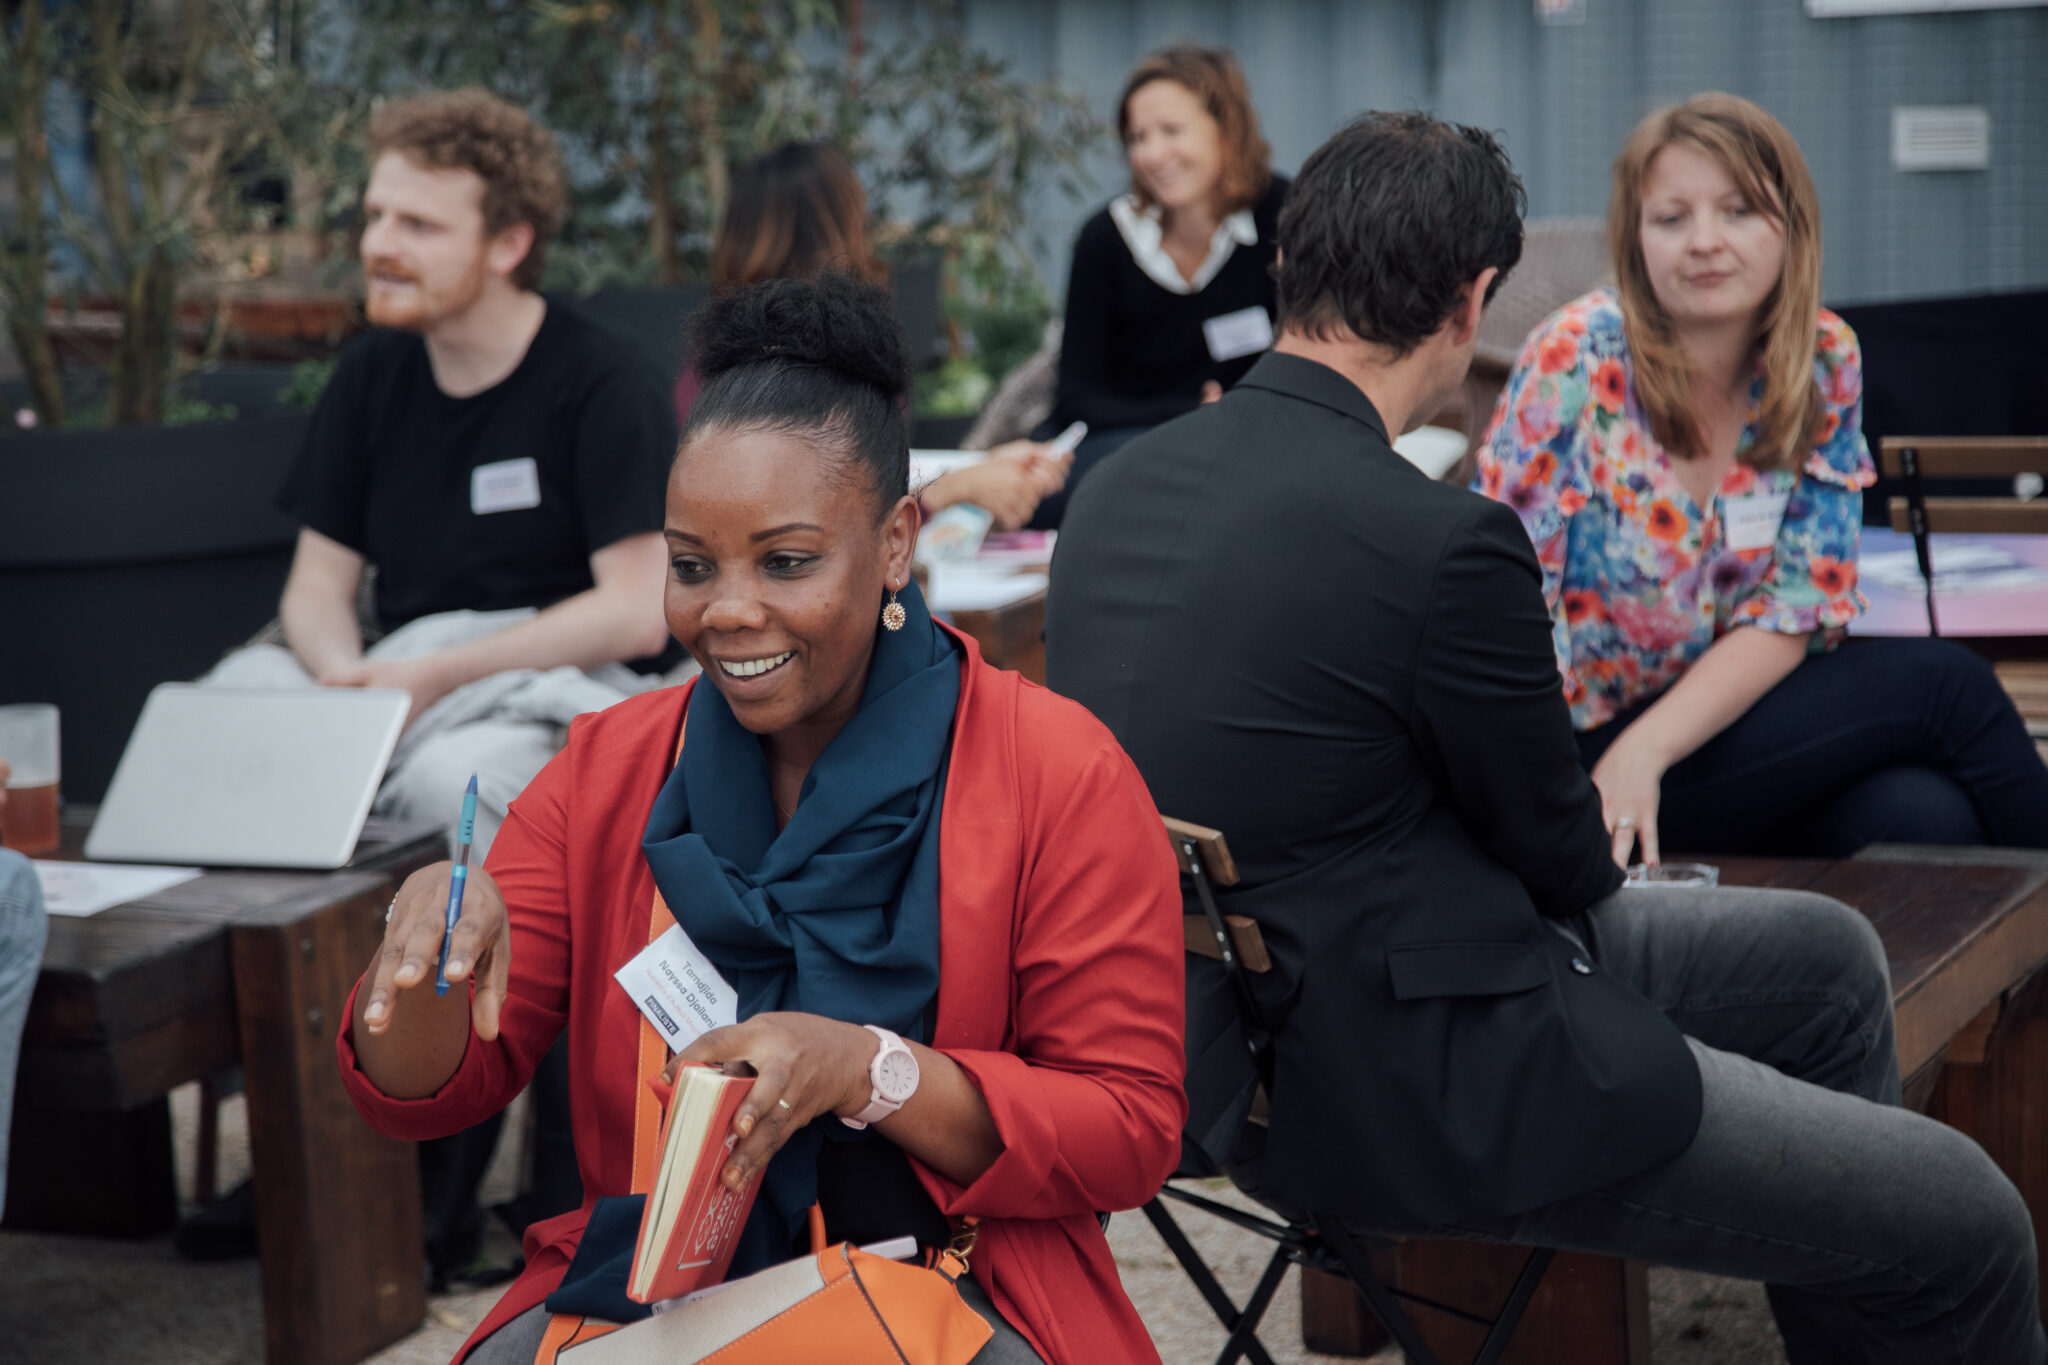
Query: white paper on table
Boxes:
[
  {"xmin": 33, "ymin": 861, "xmax": 202, "ymax": 917},
  {"xmin": 925, "ymin": 565, "xmax": 1049, "ymax": 612},
  {"xmin": 907, "ymin": 449, "xmax": 983, "ymax": 491},
  {"xmin": 1860, "ymin": 545, "xmax": 2048, "ymax": 597},
  {"xmin": 1392, "ymin": 425, "xmax": 1470, "ymax": 480}
]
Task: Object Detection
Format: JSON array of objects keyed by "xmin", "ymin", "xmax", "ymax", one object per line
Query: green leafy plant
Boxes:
[
  {"xmin": 914, "ymin": 353, "xmax": 991, "ymax": 418},
  {"xmin": 340, "ymin": 0, "xmax": 1103, "ymax": 303},
  {"xmin": 5, "ymin": 2, "xmax": 1098, "ymax": 433},
  {"xmin": 0, "ymin": 0, "xmax": 66, "ymax": 426},
  {"xmin": 284, "ymin": 355, "xmax": 337, "ymax": 411},
  {"xmin": 2, "ymin": 0, "xmax": 339, "ymax": 428}
]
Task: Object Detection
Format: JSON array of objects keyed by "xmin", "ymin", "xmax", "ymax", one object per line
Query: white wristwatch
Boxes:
[{"xmin": 841, "ymin": 1025, "xmax": 919, "ymax": 1129}]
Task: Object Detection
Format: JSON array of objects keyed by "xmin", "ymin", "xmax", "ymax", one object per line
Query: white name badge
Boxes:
[
  {"xmin": 471, "ymin": 457, "xmax": 542, "ymax": 515},
  {"xmin": 615, "ymin": 922, "xmax": 739, "ymax": 1048},
  {"xmin": 1202, "ymin": 305, "xmax": 1275, "ymax": 362},
  {"xmin": 1721, "ymin": 489, "xmax": 1792, "ymax": 552}
]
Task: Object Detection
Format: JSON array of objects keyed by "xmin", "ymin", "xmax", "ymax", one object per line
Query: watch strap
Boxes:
[{"xmin": 842, "ymin": 1025, "xmax": 913, "ymax": 1130}]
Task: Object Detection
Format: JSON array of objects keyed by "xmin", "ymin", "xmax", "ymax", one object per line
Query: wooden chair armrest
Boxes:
[
  {"xmin": 1163, "ymin": 816, "xmax": 1240, "ymax": 886},
  {"xmin": 1185, "ymin": 914, "xmax": 1272, "ymax": 973},
  {"xmin": 1880, "ymin": 436, "xmax": 2048, "ymax": 479}
]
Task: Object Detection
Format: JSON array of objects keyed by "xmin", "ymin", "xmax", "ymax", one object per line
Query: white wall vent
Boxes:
[{"xmin": 1891, "ymin": 106, "xmax": 1992, "ymax": 171}]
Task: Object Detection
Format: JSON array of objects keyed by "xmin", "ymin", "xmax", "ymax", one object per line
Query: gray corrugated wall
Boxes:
[{"xmin": 931, "ymin": 0, "xmax": 2048, "ymax": 307}]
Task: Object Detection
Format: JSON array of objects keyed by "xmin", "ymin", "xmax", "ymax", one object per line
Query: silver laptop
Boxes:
[{"xmin": 86, "ymin": 684, "xmax": 411, "ymax": 869}]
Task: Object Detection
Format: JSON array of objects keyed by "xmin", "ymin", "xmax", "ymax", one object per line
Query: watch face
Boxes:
[{"xmin": 876, "ymin": 1046, "xmax": 919, "ymax": 1102}]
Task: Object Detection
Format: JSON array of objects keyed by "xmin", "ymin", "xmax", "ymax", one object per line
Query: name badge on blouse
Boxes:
[
  {"xmin": 1721, "ymin": 489, "xmax": 1791, "ymax": 552},
  {"xmin": 616, "ymin": 922, "xmax": 739, "ymax": 1047},
  {"xmin": 1202, "ymin": 305, "xmax": 1275, "ymax": 362},
  {"xmin": 471, "ymin": 457, "xmax": 542, "ymax": 515}
]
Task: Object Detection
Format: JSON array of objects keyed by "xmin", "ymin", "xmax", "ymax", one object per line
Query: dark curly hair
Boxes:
[
  {"xmin": 369, "ymin": 88, "xmax": 566, "ymax": 291},
  {"xmin": 682, "ymin": 273, "xmax": 913, "ymax": 520},
  {"xmin": 1275, "ymin": 112, "xmax": 1525, "ymax": 357}
]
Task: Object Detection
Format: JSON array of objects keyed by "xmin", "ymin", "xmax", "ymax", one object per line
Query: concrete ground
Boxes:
[{"xmin": 0, "ymin": 1081, "xmax": 1785, "ymax": 1363}]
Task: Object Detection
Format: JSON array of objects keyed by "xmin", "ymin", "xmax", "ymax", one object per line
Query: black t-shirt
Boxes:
[
  {"xmin": 280, "ymin": 300, "xmax": 679, "ymax": 632},
  {"xmin": 1051, "ymin": 175, "xmax": 1289, "ymax": 432}
]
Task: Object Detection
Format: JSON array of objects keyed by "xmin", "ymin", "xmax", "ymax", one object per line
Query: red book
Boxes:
[{"xmin": 627, "ymin": 1063, "xmax": 765, "ymax": 1304}]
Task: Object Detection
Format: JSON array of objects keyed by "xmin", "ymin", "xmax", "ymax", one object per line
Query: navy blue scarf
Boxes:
[{"xmin": 547, "ymin": 579, "xmax": 959, "ymax": 1322}]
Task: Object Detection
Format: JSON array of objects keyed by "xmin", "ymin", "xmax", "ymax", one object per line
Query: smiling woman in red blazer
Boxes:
[{"xmin": 337, "ymin": 274, "xmax": 1186, "ymax": 1365}]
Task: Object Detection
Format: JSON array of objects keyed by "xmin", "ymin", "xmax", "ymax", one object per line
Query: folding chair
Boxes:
[{"xmin": 1143, "ymin": 815, "xmax": 1553, "ymax": 1365}]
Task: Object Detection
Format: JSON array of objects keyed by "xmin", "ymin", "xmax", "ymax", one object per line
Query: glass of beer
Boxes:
[{"xmin": 0, "ymin": 703, "xmax": 60, "ymax": 856}]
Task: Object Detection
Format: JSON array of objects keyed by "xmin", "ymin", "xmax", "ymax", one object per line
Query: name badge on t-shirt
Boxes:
[
  {"xmin": 1202, "ymin": 305, "xmax": 1275, "ymax": 362},
  {"xmin": 616, "ymin": 921, "xmax": 740, "ymax": 1048},
  {"xmin": 471, "ymin": 457, "xmax": 542, "ymax": 515},
  {"xmin": 1721, "ymin": 489, "xmax": 1791, "ymax": 552}
]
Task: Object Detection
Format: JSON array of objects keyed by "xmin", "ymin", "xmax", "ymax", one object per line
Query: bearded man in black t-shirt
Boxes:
[
  {"xmin": 211, "ymin": 89, "xmax": 677, "ymax": 863},
  {"xmin": 198, "ymin": 88, "xmax": 676, "ymax": 1279}
]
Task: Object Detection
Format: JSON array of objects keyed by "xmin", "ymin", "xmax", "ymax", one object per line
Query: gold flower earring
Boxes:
[{"xmin": 881, "ymin": 585, "xmax": 906, "ymax": 632}]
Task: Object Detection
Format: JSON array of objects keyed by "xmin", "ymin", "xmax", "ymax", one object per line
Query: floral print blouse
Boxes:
[{"xmin": 1474, "ymin": 288, "xmax": 1875, "ymax": 732}]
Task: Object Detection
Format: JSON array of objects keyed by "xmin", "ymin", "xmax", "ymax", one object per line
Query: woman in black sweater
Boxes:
[{"xmin": 1037, "ymin": 45, "xmax": 1287, "ymax": 527}]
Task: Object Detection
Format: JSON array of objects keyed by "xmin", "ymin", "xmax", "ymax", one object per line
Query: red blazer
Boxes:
[{"xmin": 338, "ymin": 630, "xmax": 1187, "ymax": 1363}]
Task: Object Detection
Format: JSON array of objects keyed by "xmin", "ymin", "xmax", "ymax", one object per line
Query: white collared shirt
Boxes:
[{"xmin": 1108, "ymin": 193, "xmax": 1258, "ymax": 295}]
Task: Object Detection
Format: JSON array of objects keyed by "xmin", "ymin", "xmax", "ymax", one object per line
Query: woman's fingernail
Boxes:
[
  {"xmin": 726, "ymin": 1166, "xmax": 745, "ymax": 1190},
  {"xmin": 446, "ymin": 958, "xmax": 466, "ymax": 977},
  {"xmin": 366, "ymin": 1000, "xmax": 385, "ymax": 1022},
  {"xmin": 736, "ymin": 1114, "xmax": 754, "ymax": 1137}
]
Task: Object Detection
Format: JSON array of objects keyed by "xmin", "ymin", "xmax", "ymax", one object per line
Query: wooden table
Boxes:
[
  {"xmin": 1305, "ymin": 844, "xmax": 2048, "ymax": 1361},
  {"xmin": 6, "ymin": 808, "xmax": 444, "ymax": 1365},
  {"xmin": 951, "ymin": 588, "xmax": 1047, "ymax": 685}
]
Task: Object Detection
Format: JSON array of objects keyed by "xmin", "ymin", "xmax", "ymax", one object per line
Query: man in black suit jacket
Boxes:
[{"xmin": 1047, "ymin": 113, "xmax": 2044, "ymax": 1363}]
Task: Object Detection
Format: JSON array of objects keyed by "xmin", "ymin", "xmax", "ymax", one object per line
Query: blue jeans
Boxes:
[
  {"xmin": 1400, "ymin": 886, "xmax": 2045, "ymax": 1364},
  {"xmin": 1577, "ymin": 637, "xmax": 2048, "ymax": 855},
  {"xmin": 0, "ymin": 849, "xmax": 49, "ymax": 1217}
]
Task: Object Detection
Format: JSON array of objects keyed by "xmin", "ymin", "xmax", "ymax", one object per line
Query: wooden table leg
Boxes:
[
  {"xmin": 231, "ymin": 874, "xmax": 425, "ymax": 1365},
  {"xmin": 1926, "ymin": 969, "xmax": 2048, "ymax": 1324},
  {"xmin": 1301, "ymin": 1242, "xmax": 1650, "ymax": 1363},
  {"xmin": 1395, "ymin": 1244, "xmax": 1650, "ymax": 1365},
  {"xmin": 1300, "ymin": 1263, "xmax": 1392, "ymax": 1355},
  {"xmin": 949, "ymin": 594, "xmax": 1047, "ymax": 685},
  {"xmin": 1, "ymin": 1096, "xmax": 177, "ymax": 1236}
]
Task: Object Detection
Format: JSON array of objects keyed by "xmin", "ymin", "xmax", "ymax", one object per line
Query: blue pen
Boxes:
[{"xmin": 436, "ymin": 774, "xmax": 479, "ymax": 995}]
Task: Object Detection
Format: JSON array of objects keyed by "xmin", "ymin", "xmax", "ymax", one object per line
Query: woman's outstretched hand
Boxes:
[
  {"xmin": 361, "ymin": 861, "xmax": 512, "ymax": 1041},
  {"xmin": 669, "ymin": 1012, "xmax": 876, "ymax": 1193},
  {"xmin": 1589, "ymin": 732, "xmax": 1665, "ymax": 870}
]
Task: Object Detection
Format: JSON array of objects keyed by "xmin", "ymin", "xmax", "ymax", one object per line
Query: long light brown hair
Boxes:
[
  {"xmin": 712, "ymin": 142, "xmax": 884, "ymax": 289},
  {"xmin": 1118, "ymin": 46, "xmax": 1272, "ymax": 217},
  {"xmin": 1609, "ymin": 93, "xmax": 1824, "ymax": 468}
]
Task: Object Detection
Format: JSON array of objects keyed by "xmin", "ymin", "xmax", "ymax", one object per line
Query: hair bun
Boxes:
[{"xmin": 691, "ymin": 272, "xmax": 912, "ymax": 405}]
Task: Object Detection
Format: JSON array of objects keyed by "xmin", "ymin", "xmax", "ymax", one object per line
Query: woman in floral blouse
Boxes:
[{"xmin": 1477, "ymin": 93, "xmax": 2048, "ymax": 864}]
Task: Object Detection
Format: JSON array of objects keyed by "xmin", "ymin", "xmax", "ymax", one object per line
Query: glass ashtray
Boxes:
[{"xmin": 1624, "ymin": 861, "xmax": 1719, "ymax": 888}]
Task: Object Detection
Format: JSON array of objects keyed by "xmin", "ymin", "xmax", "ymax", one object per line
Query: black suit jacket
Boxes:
[{"xmin": 1045, "ymin": 353, "xmax": 1702, "ymax": 1228}]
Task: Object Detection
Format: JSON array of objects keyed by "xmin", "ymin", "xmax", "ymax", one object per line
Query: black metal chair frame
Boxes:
[{"xmin": 1143, "ymin": 821, "xmax": 1554, "ymax": 1365}]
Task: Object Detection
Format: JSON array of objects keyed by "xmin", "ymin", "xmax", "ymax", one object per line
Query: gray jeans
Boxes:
[
  {"xmin": 1403, "ymin": 885, "xmax": 2046, "ymax": 1365},
  {"xmin": 467, "ymin": 1271, "xmax": 1043, "ymax": 1364}
]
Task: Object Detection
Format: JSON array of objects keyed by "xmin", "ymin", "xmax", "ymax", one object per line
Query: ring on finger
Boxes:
[
  {"xmin": 1615, "ymin": 817, "xmax": 1635, "ymax": 830},
  {"xmin": 775, "ymin": 1098, "xmax": 793, "ymax": 1112}
]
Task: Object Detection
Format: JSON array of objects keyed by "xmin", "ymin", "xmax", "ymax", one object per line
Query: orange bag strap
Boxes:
[{"xmin": 534, "ymin": 713, "xmax": 688, "ymax": 1365}]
